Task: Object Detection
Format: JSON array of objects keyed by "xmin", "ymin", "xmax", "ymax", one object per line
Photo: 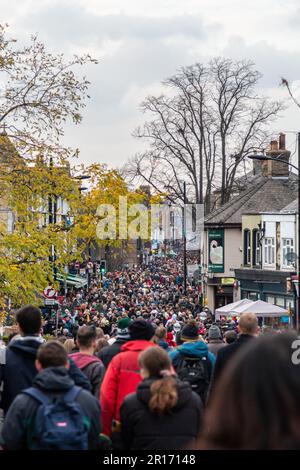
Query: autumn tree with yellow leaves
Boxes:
[{"xmin": 0, "ymin": 24, "xmax": 154, "ymax": 308}]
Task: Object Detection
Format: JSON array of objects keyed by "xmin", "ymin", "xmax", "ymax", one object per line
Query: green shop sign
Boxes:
[{"xmin": 208, "ymin": 229, "xmax": 224, "ymax": 273}]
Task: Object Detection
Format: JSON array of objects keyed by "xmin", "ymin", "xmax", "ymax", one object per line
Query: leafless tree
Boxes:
[{"xmin": 125, "ymin": 59, "xmax": 282, "ymax": 212}]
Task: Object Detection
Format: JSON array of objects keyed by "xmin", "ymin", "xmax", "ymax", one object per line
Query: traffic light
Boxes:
[{"xmin": 99, "ymin": 260, "xmax": 107, "ymax": 274}]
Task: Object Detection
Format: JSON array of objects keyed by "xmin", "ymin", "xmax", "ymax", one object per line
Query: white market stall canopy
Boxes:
[
  {"xmin": 215, "ymin": 299, "xmax": 253, "ymax": 318},
  {"xmin": 232, "ymin": 299, "xmax": 288, "ymax": 317}
]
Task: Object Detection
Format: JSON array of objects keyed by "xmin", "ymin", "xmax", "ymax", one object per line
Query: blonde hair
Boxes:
[{"xmin": 64, "ymin": 338, "xmax": 75, "ymax": 354}]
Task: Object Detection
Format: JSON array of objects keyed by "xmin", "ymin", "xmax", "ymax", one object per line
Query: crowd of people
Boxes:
[{"xmin": 0, "ymin": 256, "xmax": 300, "ymax": 450}]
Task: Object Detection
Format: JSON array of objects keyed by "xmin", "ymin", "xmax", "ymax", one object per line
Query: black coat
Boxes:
[
  {"xmin": 211, "ymin": 334, "xmax": 255, "ymax": 386},
  {"xmin": 120, "ymin": 378, "xmax": 203, "ymax": 450},
  {"xmin": 97, "ymin": 338, "xmax": 128, "ymax": 369},
  {"xmin": 0, "ymin": 367, "xmax": 101, "ymax": 450},
  {"xmin": 0, "ymin": 337, "xmax": 91, "ymax": 413}
]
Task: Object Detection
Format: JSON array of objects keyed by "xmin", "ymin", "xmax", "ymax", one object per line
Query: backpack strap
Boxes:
[
  {"xmin": 63, "ymin": 385, "xmax": 82, "ymax": 403},
  {"xmin": 23, "ymin": 387, "xmax": 51, "ymax": 406}
]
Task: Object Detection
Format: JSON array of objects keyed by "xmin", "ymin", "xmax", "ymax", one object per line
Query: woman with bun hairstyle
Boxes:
[{"xmin": 120, "ymin": 346, "xmax": 203, "ymax": 450}]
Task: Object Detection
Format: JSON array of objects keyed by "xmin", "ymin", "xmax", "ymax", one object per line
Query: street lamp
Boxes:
[{"xmin": 248, "ymin": 132, "xmax": 300, "ymax": 330}]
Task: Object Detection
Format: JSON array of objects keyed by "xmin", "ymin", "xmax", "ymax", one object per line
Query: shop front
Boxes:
[{"xmin": 235, "ymin": 269, "xmax": 295, "ymax": 326}]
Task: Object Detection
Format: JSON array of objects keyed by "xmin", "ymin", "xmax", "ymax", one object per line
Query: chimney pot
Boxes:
[
  {"xmin": 270, "ymin": 140, "xmax": 278, "ymax": 151},
  {"xmin": 279, "ymin": 132, "xmax": 286, "ymax": 150}
]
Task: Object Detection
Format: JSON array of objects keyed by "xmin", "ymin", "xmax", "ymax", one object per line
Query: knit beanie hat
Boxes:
[
  {"xmin": 208, "ymin": 325, "xmax": 221, "ymax": 340},
  {"xmin": 117, "ymin": 317, "xmax": 131, "ymax": 340},
  {"xmin": 129, "ymin": 319, "xmax": 155, "ymax": 341},
  {"xmin": 181, "ymin": 320, "xmax": 199, "ymax": 341}
]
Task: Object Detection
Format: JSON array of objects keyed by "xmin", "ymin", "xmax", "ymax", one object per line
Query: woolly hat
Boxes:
[
  {"xmin": 181, "ymin": 320, "xmax": 199, "ymax": 341},
  {"xmin": 129, "ymin": 319, "xmax": 155, "ymax": 341},
  {"xmin": 208, "ymin": 325, "xmax": 221, "ymax": 340},
  {"xmin": 117, "ymin": 317, "xmax": 131, "ymax": 340}
]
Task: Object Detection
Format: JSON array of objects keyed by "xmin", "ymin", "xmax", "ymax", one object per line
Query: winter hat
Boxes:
[
  {"xmin": 181, "ymin": 320, "xmax": 199, "ymax": 341},
  {"xmin": 129, "ymin": 319, "xmax": 155, "ymax": 341},
  {"xmin": 208, "ymin": 325, "xmax": 221, "ymax": 340},
  {"xmin": 117, "ymin": 317, "xmax": 131, "ymax": 340}
]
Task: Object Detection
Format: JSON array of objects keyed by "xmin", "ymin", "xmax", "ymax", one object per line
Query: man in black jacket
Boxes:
[
  {"xmin": 0, "ymin": 341, "xmax": 101, "ymax": 450},
  {"xmin": 211, "ymin": 312, "xmax": 258, "ymax": 388},
  {"xmin": 97, "ymin": 317, "xmax": 131, "ymax": 368},
  {"xmin": 0, "ymin": 305, "xmax": 91, "ymax": 413}
]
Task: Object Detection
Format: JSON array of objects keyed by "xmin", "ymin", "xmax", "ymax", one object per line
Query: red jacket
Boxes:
[{"xmin": 100, "ymin": 339, "xmax": 155, "ymax": 436}]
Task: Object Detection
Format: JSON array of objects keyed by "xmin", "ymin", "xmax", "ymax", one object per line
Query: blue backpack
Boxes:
[{"xmin": 24, "ymin": 386, "xmax": 89, "ymax": 450}]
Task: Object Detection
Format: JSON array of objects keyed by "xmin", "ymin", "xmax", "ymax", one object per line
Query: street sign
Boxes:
[
  {"xmin": 44, "ymin": 299, "xmax": 56, "ymax": 306},
  {"xmin": 43, "ymin": 286, "xmax": 57, "ymax": 299}
]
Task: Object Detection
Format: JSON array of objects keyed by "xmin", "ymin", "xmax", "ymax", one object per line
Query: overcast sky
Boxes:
[{"xmin": 2, "ymin": 0, "xmax": 300, "ymax": 168}]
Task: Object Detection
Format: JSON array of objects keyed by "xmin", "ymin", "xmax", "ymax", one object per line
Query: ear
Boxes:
[
  {"xmin": 35, "ymin": 359, "xmax": 42, "ymax": 372},
  {"xmin": 140, "ymin": 367, "xmax": 148, "ymax": 379}
]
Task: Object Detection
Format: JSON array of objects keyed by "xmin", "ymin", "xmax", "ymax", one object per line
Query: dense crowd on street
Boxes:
[{"xmin": 0, "ymin": 256, "xmax": 300, "ymax": 450}]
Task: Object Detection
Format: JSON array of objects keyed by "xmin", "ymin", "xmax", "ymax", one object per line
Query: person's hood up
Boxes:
[
  {"xmin": 120, "ymin": 340, "xmax": 155, "ymax": 353},
  {"xmin": 8, "ymin": 336, "xmax": 44, "ymax": 359},
  {"xmin": 177, "ymin": 340, "xmax": 209, "ymax": 358},
  {"xmin": 136, "ymin": 377, "xmax": 193, "ymax": 411},
  {"xmin": 69, "ymin": 352, "xmax": 102, "ymax": 370},
  {"xmin": 33, "ymin": 366, "xmax": 74, "ymax": 392}
]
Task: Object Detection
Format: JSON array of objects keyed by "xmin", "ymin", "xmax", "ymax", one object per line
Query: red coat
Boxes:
[{"xmin": 100, "ymin": 339, "xmax": 155, "ymax": 436}]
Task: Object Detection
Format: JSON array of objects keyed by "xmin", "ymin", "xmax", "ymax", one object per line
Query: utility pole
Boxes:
[{"xmin": 182, "ymin": 181, "xmax": 187, "ymax": 296}]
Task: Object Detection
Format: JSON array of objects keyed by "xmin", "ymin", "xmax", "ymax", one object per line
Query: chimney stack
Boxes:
[{"xmin": 262, "ymin": 133, "xmax": 290, "ymax": 178}]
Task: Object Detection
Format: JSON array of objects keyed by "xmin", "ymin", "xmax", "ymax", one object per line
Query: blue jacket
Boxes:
[{"xmin": 169, "ymin": 341, "xmax": 215, "ymax": 375}]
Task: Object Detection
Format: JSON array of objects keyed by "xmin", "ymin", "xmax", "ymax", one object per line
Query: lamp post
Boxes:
[{"xmin": 248, "ymin": 134, "xmax": 300, "ymax": 330}]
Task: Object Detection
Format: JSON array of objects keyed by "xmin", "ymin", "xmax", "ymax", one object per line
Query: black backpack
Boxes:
[{"xmin": 176, "ymin": 355, "xmax": 210, "ymax": 403}]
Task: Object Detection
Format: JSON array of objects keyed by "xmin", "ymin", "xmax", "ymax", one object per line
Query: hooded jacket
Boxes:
[
  {"xmin": 69, "ymin": 352, "xmax": 105, "ymax": 397},
  {"xmin": 169, "ymin": 340, "xmax": 216, "ymax": 374},
  {"xmin": 0, "ymin": 367, "xmax": 101, "ymax": 450},
  {"xmin": 120, "ymin": 378, "xmax": 203, "ymax": 450},
  {"xmin": 0, "ymin": 337, "xmax": 91, "ymax": 413},
  {"xmin": 100, "ymin": 339, "xmax": 155, "ymax": 437}
]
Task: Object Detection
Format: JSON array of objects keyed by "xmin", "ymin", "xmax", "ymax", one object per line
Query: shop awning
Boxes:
[
  {"xmin": 56, "ymin": 273, "xmax": 87, "ymax": 289},
  {"xmin": 232, "ymin": 299, "xmax": 288, "ymax": 317},
  {"xmin": 215, "ymin": 299, "xmax": 253, "ymax": 317}
]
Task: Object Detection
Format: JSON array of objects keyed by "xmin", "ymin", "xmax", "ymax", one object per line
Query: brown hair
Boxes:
[
  {"xmin": 37, "ymin": 341, "xmax": 68, "ymax": 368},
  {"xmin": 77, "ymin": 325, "xmax": 96, "ymax": 348},
  {"xmin": 95, "ymin": 337, "xmax": 109, "ymax": 353},
  {"xmin": 152, "ymin": 326, "xmax": 167, "ymax": 344},
  {"xmin": 238, "ymin": 313, "xmax": 258, "ymax": 335},
  {"xmin": 138, "ymin": 347, "xmax": 177, "ymax": 416}
]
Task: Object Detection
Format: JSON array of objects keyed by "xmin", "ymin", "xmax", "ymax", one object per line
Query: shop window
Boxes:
[
  {"xmin": 275, "ymin": 296, "xmax": 285, "ymax": 308},
  {"xmin": 266, "ymin": 295, "xmax": 275, "ymax": 305}
]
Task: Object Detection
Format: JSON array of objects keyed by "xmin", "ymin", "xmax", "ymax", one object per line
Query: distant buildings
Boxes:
[{"xmin": 202, "ymin": 133, "xmax": 298, "ymax": 313}]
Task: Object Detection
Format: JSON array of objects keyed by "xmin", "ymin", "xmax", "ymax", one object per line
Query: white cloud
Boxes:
[{"xmin": 1, "ymin": 0, "xmax": 300, "ymax": 167}]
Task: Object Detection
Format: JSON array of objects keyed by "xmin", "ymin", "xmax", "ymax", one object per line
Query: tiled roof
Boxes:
[
  {"xmin": 205, "ymin": 175, "xmax": 298, "ymax": 225},
  {"xmin": 281, "ymin": 198, "xmax": 298, "ymax": 213}
]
